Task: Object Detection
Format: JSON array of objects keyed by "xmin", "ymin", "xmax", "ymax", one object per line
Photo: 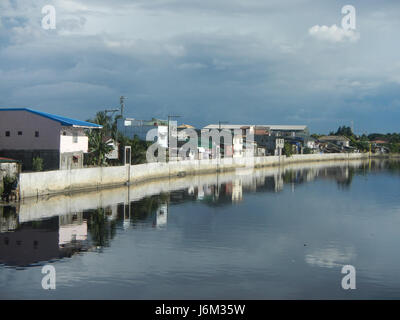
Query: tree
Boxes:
[
  {"xmin": 335, "ymin": 126, "xmax": 355, "ymax": 138},
  {"xmin": 117, "ymin": 133, "xmax": 151, "ymax": 165},
  {"xmin": 86, "ymin": 111, "xmax": 116, "ymax": 166},
  {"xmin": 87, "ymin": 130, "xmax": 113, "ymax": 166},
  {"xmin": 283, "ymin": 142, "xmax": 293, "ymax": 157}
]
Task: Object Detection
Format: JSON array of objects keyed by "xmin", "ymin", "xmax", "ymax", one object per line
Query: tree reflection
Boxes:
[
  {"xmin": 86, "ymin": 208, "xmax": 117, "ymax": 247},
  {"xmin": 130, "ymin": 193, "xmax": 169, "ymax": 223}
]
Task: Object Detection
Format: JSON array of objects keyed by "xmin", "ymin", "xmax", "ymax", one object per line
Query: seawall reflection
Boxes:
[{"xmin": 1, "ymin": 158, "xmax": 399, "ymax": 268}]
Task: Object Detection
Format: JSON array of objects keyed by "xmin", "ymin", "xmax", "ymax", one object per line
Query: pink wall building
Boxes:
[{"xmin": 0, "ymin": 108, "xmax": 102, "ymax": 171}]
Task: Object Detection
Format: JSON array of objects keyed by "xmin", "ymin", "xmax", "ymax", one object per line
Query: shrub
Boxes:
[
  {"xmin": 3, "ymin": 175, "xmax": 17, "ymax": 194},
  {"xmin": 32, "ymin": 157, "xmax": 44, "ymax": 171},
  {"xmin": 303, "ymin": 147, "xmax": 313, "ymax": 154},
  {"xmin": 283, "ymin": 143, "xmax": 293, "ymax": 157}
]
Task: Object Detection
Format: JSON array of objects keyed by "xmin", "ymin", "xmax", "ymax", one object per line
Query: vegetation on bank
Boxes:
[
  {"xmin": 313, "ymin": 125, "xmax": 400, "ymax": 153},
  {"xmin": 85, "ymin": 111, "xmax": 151, "ymax": 167},
  {"xmin": 85, "ymin": 109, "xmax": 400, "ymax": 167}
]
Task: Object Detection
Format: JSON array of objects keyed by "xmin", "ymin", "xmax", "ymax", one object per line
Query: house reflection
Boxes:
[
  {"xmin": 155, "ymin": 204, "xmax": 168, "ymax": 228},
  {"xmin": 59, "ymin": 213, "xmax": 88, "ymax": 248},
  {"xmin": 1, "ymin": 160, "xmax": 382, "ymax": 268},
  {"xmin": 0, "ymin": 212, "xmax": 90, "ymax": 267}
]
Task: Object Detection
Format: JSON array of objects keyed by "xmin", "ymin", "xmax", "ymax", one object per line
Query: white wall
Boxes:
[
  {"xmin": 18, "ymin": 153, "xmax": 373, "ymax": 199},
  {"xmin": 18, "ymin": 158, "xmax": 369, "ymax": 222},
  {"xmin": 59, "ymin": 127, "xmax": 89, "ymax": 153},
  {"xmin": 0, "ymin": 110, "xmax": 60, "ymax": 150}
]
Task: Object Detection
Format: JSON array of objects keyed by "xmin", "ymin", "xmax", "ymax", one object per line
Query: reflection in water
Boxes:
[
  {"xmin": 305, "ymin": 247, "xmax": 356, "ymax": 268},
  {"xmin": 1, "ymin": 158, "xmax": 400, "ymax": 298}
]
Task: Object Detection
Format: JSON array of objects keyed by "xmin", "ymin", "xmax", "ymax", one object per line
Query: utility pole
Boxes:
[
  {"xmin": 168, "ymin": 115, "xmax": 180, "ymax": 162},
  {"xmin": 120, "ymin": 96, "xmax": 127, "ymax": 117},
  {"xmin": 217, "ymin": 121, "xmax": 228, "ymax": 169}
]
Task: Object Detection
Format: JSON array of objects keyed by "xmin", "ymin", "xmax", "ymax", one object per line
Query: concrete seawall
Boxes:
[
  {"xmin": 18, "ymin": 153, "xmax": 376, "ymax": 199},
  {"xmin": 18, "ymin": 159, "xmax": 370, "ymax": 222}
]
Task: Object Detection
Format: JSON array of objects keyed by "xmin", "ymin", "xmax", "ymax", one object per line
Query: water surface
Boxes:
[{"xmin": 1, "ymin": 159, "xmax": 400, "ymax": 299}]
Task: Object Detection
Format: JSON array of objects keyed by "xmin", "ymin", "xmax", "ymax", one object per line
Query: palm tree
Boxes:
[
  {"xmin": 86, "ymin": 111, "xmax": 115, "ymax": 166},
  {"xmin": 88, "ymin": 130, "xmax": 113, "ymax": 166}
]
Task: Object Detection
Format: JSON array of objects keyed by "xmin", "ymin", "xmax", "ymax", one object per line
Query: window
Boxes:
[
  {"xmin": 35, "ymin": 131, "xmax": 39, "ymax": 138},
  {"xmin": 18, "ymin": 131, "xmax": 22, "ymax": 136},
  {"xmin": 5, "ymin": 131, "xmax": 10, "ymax": 137},
  {"xmin": 73, "ymin": 132, "xmax": 78, "ymax": 143},
  {"xmin": 63, "ymin": 131, "xmax": 66, "ymax": 136}
]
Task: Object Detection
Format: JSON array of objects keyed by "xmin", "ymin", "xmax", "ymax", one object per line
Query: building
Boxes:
[
  {"xmin": 0, "ymin": 108, "xmax": 102, "ymax": 171},
  {"xmin": 117, "ymin": 117, "xmax": 168, "ymax": 148},
  {"xmin": 203, "ymin": 124, "xmax": 308, "ymax": 156},
  {"xmin": 103, "ymin": 137, "xmax": 119, "ymax": 160},
  {"xmin": 265, "ymin": 125, "xmax": 309, "ymax": 137},
  {"xmin": 318, "ymin": 136, "xmax": 350, "ymax": 148}
]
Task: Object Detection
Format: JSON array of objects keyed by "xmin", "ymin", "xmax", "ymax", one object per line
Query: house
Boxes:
[
  {"xmin": 265, "ymin": 125, "xmax": 309, "ymax": 137},
  {"xmin": 318, "ymin": 135, "xmax": 350, "ymax": 148},
  {"xmin": 202, "ymin": 124, "xmax": 248, "ymax": 158},
  {"xmin": 0, "ymin": 108, "xmax": 102, "ymax": 171},
  {"xmin": 203, "ymin": 124, "xmax": 309, "ymax": 155},
  {"xmin": 117, "ymin": 117, "xmax": 168, "ymax": 148},
  {"xmin": 103, "ymin": 137, "xmax": 119, "ymax": 160},
  {"xmin": 371, "ymin": 140, "xmax": 388, "ymax": 145}
]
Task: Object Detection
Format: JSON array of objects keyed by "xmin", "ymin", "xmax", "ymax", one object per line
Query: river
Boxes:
[{"xmin": 1, "ymin": 159, "xmax": 400, "ymax": 299}]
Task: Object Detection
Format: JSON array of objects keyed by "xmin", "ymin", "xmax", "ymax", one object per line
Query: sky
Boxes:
[{"xmin": 0, "ymin": 0, "xmax": 399, "ymax": 134}]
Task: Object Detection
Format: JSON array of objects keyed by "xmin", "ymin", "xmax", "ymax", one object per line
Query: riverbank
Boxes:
[
  {"xmin": 17, "ymin": 153, "xmax": 389, "ymax": 199},
  {"xmin": 15, "ymin": 158, "xmax": 371, "ymax": 222}
]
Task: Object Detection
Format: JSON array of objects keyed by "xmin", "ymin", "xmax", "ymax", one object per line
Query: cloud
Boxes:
[
  {"xmin": 308, "ymin": 24, "xmax": 360, "ymax": 43},
  {"xmin": 1, "ymin": 1, "xmax": 400, "ymax": 133}
]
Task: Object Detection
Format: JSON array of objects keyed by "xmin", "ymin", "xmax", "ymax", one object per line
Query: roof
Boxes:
[
  {"xmin": 319, "ymin": 135, "xmax": 350, "ymax": 141},
  {"xmin": 0, "ymin": 108, "xmax": 102, "ymax": 129},
  {"xmin": 265, "ymin": 125, "xmax": 308, "ymax": 131},
  {"xmin": 0, "ymin": 157, "xmax": 20, "ymax": 163},
  {"xmin": 178, "ymin": 124, "xmax": 195, "ymax": 129},
  {"xmin": 372, "ymin": 140, "xmax": 388, "ymax": 144},
  {"xmin": 203, "ymin": 124, "xmax": 307, "ymax": 131},
  {"xmin": 203, "ymin": 124, "xmax": 247, "ymax": 130}
]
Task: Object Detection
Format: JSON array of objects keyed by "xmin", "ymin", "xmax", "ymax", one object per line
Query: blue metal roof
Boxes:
[{"xmin": 0, "ymin": 108, "xmax": 102, "ymax": 128}]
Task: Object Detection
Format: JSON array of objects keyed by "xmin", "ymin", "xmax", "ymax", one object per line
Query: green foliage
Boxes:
[
  {"xmin": 335, "ymin": 126, "xmax": 355, "ymax": 139},
  {"xmin": 368, "ymin": 132, "xmax": 400, "ymax": 144},
  {"xmin": 86, "ymin": 111, "xmax": 116, "ymax": 166},
  {"xmin": 389, "ymin": 143, "xmax": 400, "ymax": 153},
  {"xmin": 283, "ymin": 142, "xmax": 293, "ymax": 157},
  {"xmin": 303, "ymin": 147, "xmax": 313, "ymax": 154},
  {"xmin": 86, "ymin": 109, "xmax": 153, "ymax": 166},
  {"xmin": 3, "ymin": 175, "xmax": 17, "ymax": 194},
  {"xmin": 32, "ymin": 157, "xmax": 44, "ymax": 171},
  {"xmin": 87, "ymin": 130, "xmax": 113, "ymax": 166},
  {"xmin": 118, "ymin": 133, "xmax": 151, "ymax": 165}
]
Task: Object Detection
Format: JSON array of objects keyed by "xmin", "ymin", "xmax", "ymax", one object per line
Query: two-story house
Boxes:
[{"xmin": 0, "ymin": 108, "xmax": 102, "ymax": 171}]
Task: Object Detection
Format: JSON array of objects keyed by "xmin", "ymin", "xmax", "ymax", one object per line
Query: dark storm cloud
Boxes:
[{"xmin": 0, "ymin": 0, "xmax": 399, "ymax": 132}]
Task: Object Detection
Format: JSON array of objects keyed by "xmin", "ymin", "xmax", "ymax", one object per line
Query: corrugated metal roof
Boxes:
[
  {"xmin": 0, "ymin": 157, "xmax": 20, "ymax": 163},
  {"xmin": 203, "ymin": 124, "xmax": 248, "ymax": 129},
  {"xmin": 265, "ymin": 125, "xmax": 308, "ymax": 131},
  {"xmin": 204, "ymin": 124, "xmax": 307, "ymax": 131},
  {"xmin": 0, "ymin": 108, "xmax": 103, "ymax": 128},
  {"xmin": 319, "ymin": 135, "xmax": 350, "ymax": 141}
]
